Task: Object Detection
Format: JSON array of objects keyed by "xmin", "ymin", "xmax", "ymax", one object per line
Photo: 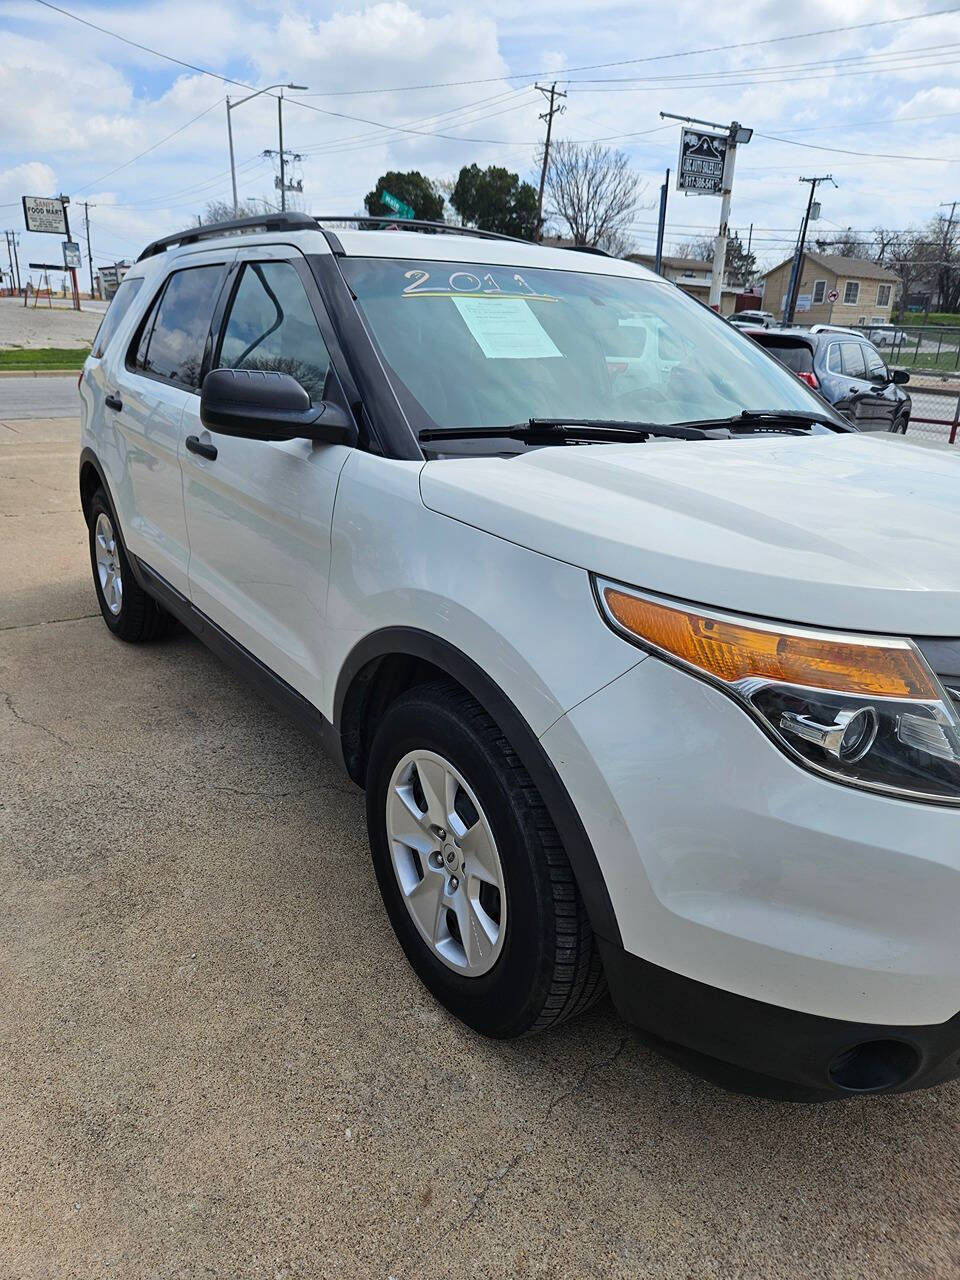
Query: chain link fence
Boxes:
[{"xmin": 844, "ymin": 323, "xmax": 960, "ymax": 374}]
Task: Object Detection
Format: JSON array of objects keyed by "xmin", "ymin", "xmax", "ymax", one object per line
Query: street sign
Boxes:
[
  {"xmin": 380, "ymin": 190, "xmax": 415, "ymax": 220},
  {"xmin": 676, "ymin": 129, "xmax": 728, "ymax": 196},
  {"xmin": 828, "ymin": 288, "xmax": 840, "ymax": 303},
  {"xmin": 22, "ymin": 196, "xmax": 68, "ymax": 235},
  {"xmin": 62, "ymin": 240, "xmax": 82, "ymax": 270}
]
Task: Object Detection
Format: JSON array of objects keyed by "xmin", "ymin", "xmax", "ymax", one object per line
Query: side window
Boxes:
[
  {"xmin": 217, "ymin": 261, "xmax": 331, "ymax": 401},
  {"xmin": 840, "ymin": 342, "xmax": 866, "ymax": 378},
  {"xmin": 136, "ymin": 265, "xmax": 223, "ymax": 388},
  {"xmin": 843, "ymin": 281, "xmax": 860, "ymax": 305},
  {"xmin": 826, "ymin": 344, "xmax": 841, "ymax": 373},
  {"xmin": 863, "ymin": 344, "xmax": 887, "ymax": 379},
  {"xmin": 91, "ymin": 277, "xmax": 143, "ymax": 358},
  {"xmin": 811, "ymin": 280, "xmax": 826, "ymax": 305}
]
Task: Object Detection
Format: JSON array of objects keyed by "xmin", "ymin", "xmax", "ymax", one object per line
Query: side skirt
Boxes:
[{"xmin": 131, "ymin": 557, "xmax": 349, "ymax": 776}]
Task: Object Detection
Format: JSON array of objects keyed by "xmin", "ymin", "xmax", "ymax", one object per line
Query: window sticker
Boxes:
[{"xmin": 452, "ymin": 296, "xmax": 562, "ymax": 360}]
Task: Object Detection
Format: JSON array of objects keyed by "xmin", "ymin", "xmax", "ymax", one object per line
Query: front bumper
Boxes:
[
  {"xmin": 600, "ymin": 939, "xmax": 960, "ymax": 1099},
  {"xmin": 541, "ymin": 653, "xmax": 960, "ymax": 1046}
]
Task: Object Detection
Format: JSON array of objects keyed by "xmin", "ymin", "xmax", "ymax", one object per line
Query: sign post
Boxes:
[
  {"xmin": 662, "ymin": 113, "xmax": 752, "ymax": 311},
  {"xmin": 380, "ymin": 190, "xmax": 415, "ymax": 221},
  {"xmin": 21, "ymin": 195, "xmax": 80, "ymax": 309}
]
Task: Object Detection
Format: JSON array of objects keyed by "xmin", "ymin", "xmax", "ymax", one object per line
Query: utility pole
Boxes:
[
  {"xmin": 226, "ymin": 83, "xmax": 308, "ymax": 217},
  {"xmin": 81, "ymin": 202, "xmax": 95, "ymax": 298},
  {"xmin": 278, "ymin": 90, "xmax": 286, "ymax": 212},
  {"xmin": 226, "ymin": 96, "xmax": 238, "ymax": 216},
  {"xmin": 534, "ymin": 82, "xmax": 566, "ymax": 241},
  {"xmin": 5, "ymin": 230, "xmax": 22, "ymax": 295},
  {"xmin": 654, "ymin": 169, "xmax": 670, "ymax": 274},
  {"xmin": 782, "ymin": 175, "xmax": 836, "ymax": 326},
  {"xmin": 938, "ymin": 200, "xmax": 958, "ymax": 311},
  {"xmin": 660, "ymin": 112, "xmax": 752, "ymax": 310}
]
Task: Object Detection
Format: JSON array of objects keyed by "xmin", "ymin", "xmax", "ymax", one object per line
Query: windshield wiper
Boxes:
[
  {"xmin": 675, "ymin": 409, "xmax": 847, "ymax": 435},
  {"xmin": 418, "ymin": 418, "xmax": 713, "ymax": 444}
]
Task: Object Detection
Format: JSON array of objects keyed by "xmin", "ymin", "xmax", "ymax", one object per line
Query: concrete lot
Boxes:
[
  {"xmin": 2, "ymin": 390, "xmax": 960, "ymax": 1278},
  {"xmin": 0, "ymin": 297, "xmax": 101, "ymax": 350}
]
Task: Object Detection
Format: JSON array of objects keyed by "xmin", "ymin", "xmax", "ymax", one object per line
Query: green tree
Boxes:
[
  {"xmin": 450, "ymin": 164, "xmax": 538, "ymax": 239},
  {"xmin": 363, "ymin": 171, "xmax": 444, "ymax": 222}
]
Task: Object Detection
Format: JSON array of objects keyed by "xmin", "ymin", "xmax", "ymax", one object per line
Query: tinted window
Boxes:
[
  {"xmin": 759, "ymin": 340, "xmax": 813, "ymax": 374},
  {"xmin": 863, "ymin": 344, "xmax": 887, "ymax": 378},
  {"xmin": 218, "ymin": 261, "xmax": 330, "ymax": 400},
  {"xmin": 840, "ymin": 342, "xmax": 866, "ymax": 377},
  {"xmin": 91, "ymin": 277, "xmax": 143, "ymax": 358},
  {"xmin": 140, "ymin": 265, "xmax": 223, "ymax": 388}
]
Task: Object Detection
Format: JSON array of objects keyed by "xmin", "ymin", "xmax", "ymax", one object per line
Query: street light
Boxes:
[{"xmin": 226, "ymin": 83, "xmax": 308, "ymax": 216}]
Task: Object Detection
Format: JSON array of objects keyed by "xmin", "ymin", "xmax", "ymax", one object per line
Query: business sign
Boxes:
[
  {"xmin": 677, "ymin": 129, "xmax": 728, "ymax": 195},
  {"xmin": 62, "ymin": 240, "xmax": 82, "ymax": 270},
  {"xmin": 22, "ymin": 196, "xmax": 68, "ymax": 235},
  {"xmin": 380, "ymin": 190, "xmax": 415, "ymax": 220},
  {"xmin": 796, "ymin": 294, "xmax": 811, "ymax": 313}
]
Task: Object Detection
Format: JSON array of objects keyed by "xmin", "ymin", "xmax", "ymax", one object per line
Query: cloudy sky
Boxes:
[{"xmin": 1, "ymin": 0, "xmax": 959, "ymax": 284}]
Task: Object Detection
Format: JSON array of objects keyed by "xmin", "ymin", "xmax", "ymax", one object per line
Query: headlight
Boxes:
[{"xmin": 595, "ymin": 577, "xmax": 960, "ymax": 805}]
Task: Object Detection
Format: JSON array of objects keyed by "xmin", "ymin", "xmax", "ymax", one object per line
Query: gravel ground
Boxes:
[
  {"xmin": 2, "ymin": 409, "xmax": 960, "ymax": 1278},
  {"xmin": 0, "ymin": 297, "xmax": 101, "ymax": 349}
]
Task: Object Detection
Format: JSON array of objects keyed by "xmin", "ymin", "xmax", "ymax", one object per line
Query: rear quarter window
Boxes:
[{"xmin": 90, "ymin": 277, "xmax": 143, "ymax": 358}]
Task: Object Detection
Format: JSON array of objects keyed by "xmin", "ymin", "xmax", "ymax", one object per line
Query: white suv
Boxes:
[{"xmin": 79, "ymin": 214, "xmax": 960, "ymax": 1101}]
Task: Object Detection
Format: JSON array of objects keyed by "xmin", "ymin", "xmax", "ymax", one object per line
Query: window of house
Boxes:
[
  {"xmin": 218, "ymin": 260, "xmax": 331, "ymax": 401},
  {"xmin": 843, "ymin": 280, "xmax": 860, "ymax": 305},
  {"xmin": 857, "ymin": 316, "xmax": 866, "ymax": 326},
  {"xmin": 812, "ymin": 280, "xmax": 826, "ymax": 305},
  {"xmin": 876, "ymin": 283, "xmax": 892, "ymax": 307}
]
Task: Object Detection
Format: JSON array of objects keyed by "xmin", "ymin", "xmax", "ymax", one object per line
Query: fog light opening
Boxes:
[{"xmin": 828, "ymin": 1039, "xmax": 920, "ymax": 1093}]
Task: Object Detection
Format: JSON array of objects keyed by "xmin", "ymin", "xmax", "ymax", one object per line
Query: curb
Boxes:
[{"xmin": 0, "ymin": 369, "xmax": 81, "ymax": 379}]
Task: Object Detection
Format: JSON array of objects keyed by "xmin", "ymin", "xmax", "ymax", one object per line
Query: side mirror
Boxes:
[
  {"xmin": 200, "ymin": 368, "xmax": 357, "ymax": 446},
  {"xmin": 891, "ymin": 368, "xmax": 910, "ymax": 385}
]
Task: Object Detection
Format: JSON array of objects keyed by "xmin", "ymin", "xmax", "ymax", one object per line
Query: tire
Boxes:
[
  {"xmin": 365, "ymin": 679, "xmax": 606, "ymax": 1039},
  {"xmin": 87, "ymin": 487, "xmax": 176, "ymax": 642},
  {"xmin": 892, "ymin": 411, "xmax": 909, "ymax": 435}
]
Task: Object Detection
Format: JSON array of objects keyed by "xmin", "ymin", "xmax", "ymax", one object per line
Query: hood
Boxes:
[{"xmin": 420, "ymin": 432, "xmax": 960, "ymax": 635}]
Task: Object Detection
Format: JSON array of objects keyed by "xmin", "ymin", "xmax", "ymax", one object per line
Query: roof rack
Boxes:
[
  {"xmin": 137, "ymin": 212, "xmax": 316, "ymax": 261},
  {"xmin": 136, "ymin": 211, "xmax": 610, "ymax": 262}
]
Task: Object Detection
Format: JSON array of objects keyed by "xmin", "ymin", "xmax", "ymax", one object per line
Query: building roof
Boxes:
[
  {"xmin": 628, "ymin": 253, "xmax": 711, "ymax": 272},
  {"xmin": 762, "ymin": 252, "xmax": 897, "ymax": 282}
]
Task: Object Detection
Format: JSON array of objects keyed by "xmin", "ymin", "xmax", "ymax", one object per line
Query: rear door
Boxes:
[
  {"xmin": 181, "ymin": 246, "xmax": 355, "ymax": 706},
  {"xmin": 831, "ymin": 340, "xmax": 876, "ymax": 427},
  {"xmin": 109, "ymin": 254, "xmax": 230, "ymax": 592}
]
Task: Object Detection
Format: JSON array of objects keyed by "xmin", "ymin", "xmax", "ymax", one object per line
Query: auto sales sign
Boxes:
[{"xmin": 676, "ymin": 129, "xmax": 728, "ymax": 196}]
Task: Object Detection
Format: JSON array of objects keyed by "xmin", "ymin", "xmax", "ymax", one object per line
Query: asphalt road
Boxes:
[
  {"xmin": 0, "ymin": 374, "xmax": 81, "ymax": 419},
  {"xmin": 2, "ymin": 408, "xmax": 960, "ymax": 1278}
]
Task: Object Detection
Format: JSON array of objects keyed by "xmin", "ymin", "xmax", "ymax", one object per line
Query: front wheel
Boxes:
[
  {"xmin": 892, "ymin": 411, "xmax": 910, "ymax": 435},
  {"xmin": 365, "ymin": 681, "xmax": 605, "ymax": 1038}
]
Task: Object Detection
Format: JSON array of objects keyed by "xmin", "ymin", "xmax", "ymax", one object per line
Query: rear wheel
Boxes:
[
  {"xmin": 365, "ymin": 681, "xmax": 605, "ymax": 1038},
  {"xmin": 87, "ymin": 487, "xmax": 175, "ymax": 642}
]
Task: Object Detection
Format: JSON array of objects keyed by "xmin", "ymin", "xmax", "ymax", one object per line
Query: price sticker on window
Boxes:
[{"xmin": 452, "ymin": 297, "xmax": 562, "ymax": 360}]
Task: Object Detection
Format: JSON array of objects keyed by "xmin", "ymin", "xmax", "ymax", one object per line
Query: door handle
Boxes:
[
  {"xmin": 105, "ymin": 394, "xmax": 123, "ymax": 411},
  {"xmin": 186, "ymin": 435, "xmax": 218, "ymax": 461}
]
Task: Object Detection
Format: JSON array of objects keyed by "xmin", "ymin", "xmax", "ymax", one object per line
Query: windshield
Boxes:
[{"xmin": 340, "ymin": 257, "xmax": 827, "ymax": 432}]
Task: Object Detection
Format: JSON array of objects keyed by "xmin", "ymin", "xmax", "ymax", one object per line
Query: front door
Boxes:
[{"xmin": 181, "ymin": 248, "xmax": 354, "ymax": 707}]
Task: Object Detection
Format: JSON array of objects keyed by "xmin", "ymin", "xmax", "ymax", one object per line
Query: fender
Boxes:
[
  {"xmin": 79, "ymin": 446, "xmax": 111, "ymax": 523},
  {"xmin": 334, "ymin": 627, "xmax": 622, "ymax": 947}
]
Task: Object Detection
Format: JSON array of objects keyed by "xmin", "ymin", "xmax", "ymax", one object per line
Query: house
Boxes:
[
  {"xmin": 760, "ymin": 253, "xmax": 898, "ymax": 327},
  {"xmin": 95, "ymin": 261, "xmax": 131, "ymax": 300},
  {"xmin": 626, "ymin": 254, "xmax": 743, "ymax": 314}
]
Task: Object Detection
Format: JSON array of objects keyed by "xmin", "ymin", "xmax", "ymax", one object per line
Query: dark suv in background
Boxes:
[{"xmin": 747, "ymin": 328, "xmax": 911, "ymax": 432}]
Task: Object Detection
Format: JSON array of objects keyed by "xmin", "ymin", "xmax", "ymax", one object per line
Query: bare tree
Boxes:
[
  {"xmin": 203, "ymin": 197, "xmax": 277, "ymax": 224},
  {"xmin": 544, "ymin": 140, "xmax": 639, "ymax": 253}
]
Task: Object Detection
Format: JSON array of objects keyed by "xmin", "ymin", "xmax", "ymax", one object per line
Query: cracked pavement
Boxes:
[{"xmin": 2, "ymin": 394, "xmax": 960, "ymax": 1279}]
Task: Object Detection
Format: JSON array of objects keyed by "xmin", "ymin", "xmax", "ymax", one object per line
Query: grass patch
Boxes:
[
  {"xmin": 0, "ymin": 346, "xmax": 90, "ymax": 371},
  {"xmin": 892, "ymin": 347, "xmax": 960, "ymax": 373}
]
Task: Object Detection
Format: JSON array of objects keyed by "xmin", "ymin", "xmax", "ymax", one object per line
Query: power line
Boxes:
[
  {"xmin": 755, "ymin": 133, "xmax": 960, "ymax": 163},
  {"xmin": 71, "ymin": 98, "xmax": 225, "ymax": 195}
]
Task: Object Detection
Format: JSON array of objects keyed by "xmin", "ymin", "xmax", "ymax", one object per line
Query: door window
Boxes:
[
  {"xmin": 826, "ymin": 343, "xmax": 841, "ymax": 373},
  {"xmin": 840, "ymin": 342, "xmax": 866, "ymax": 377},
  {"xmin": 218, "ymin": 261, "xmax": 331, "ymax": 401},
  {"xmin": 133, "ymin": 265, "xmax": 224, "ymax": 388},
  {"xmin": 862, "ymin": 344, "xmax": 887, "ymax": 380},
  {"xmin": 91, "ymin": 277, "xmax": 143, "ymax": 358}
]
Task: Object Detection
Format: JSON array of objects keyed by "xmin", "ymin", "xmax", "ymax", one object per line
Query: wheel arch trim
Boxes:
[{"xmin": 333, "ymin": 626, "xmax": 622, "ymax": 946}]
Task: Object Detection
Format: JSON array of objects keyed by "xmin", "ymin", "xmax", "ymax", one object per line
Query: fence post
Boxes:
[{"xmin": 951, "ymin": 393, "xmax": 960, "ymax": 446}]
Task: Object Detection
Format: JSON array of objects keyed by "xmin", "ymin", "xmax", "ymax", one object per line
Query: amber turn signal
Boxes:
[{"xmin": 600, "ymin": 585, "xmax": 938, "ymax": 700}]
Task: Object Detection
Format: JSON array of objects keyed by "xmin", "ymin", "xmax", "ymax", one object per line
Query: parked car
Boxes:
[
  {"xmin": 80, "ymin": 214, "xmax": 960, "ymax": 1101},
  {"xmin": 746, "ymin": 327, "xmax": 911, "ymax": 431},
  {"xmin": 729, "ymin": 308, "xmax": 776, "ymax": 328},
  {"xmin": 864, "ymin": 323, "xmax": 909, "ymax": 348}
]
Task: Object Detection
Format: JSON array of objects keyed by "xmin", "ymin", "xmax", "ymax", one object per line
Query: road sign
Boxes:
[
  {"xmin": 676, "ymin": 129, "xmax": 728, "ymax": 196},
  {"xmin": 380, "ymin": 190, "xmax": 415, "ymax": 220},
  {"xmin": 28, "ymin": 262, "xmax": 66, "ymax": 271},
  {"xmin": 62, "ymin": 240, "xmax": 82, "ymax": 270},
  {"xmin": 22, "ymin": 196, "xmax": 68, "ymax": 235},
  {"xmin": 828, "ymin": 288, "xmax": 840, "ymax": 303}
]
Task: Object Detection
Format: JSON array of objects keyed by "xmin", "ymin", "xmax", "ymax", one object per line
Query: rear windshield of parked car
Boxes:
[
  {"xmin": 755, "ymin": 339, "xmax": 814, "ymax": 375},
  {"xmin": 341, "ymin": 258, "xmax": 825, "ymax": 431}
]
